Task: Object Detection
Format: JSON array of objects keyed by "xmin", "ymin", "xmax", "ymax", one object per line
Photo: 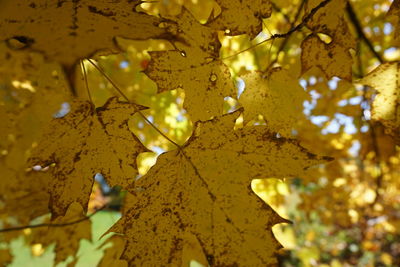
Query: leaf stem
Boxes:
[
  {"xmin": 80, "ymin": 60, "xmax": 94, "ymax": 104},
  {"xmin": 87, "ymin": 59, "xmax": 182, "ymax": 149}
]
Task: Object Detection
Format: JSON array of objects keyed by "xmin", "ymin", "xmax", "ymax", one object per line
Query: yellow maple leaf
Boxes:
[
  {"xmin": 29, "ymin": 97, "xmax": 149, "ymax": 217},
  {"xmin": 145, "ymin": 8, "xmax": 235, "ymax": 122},
  {"xmin": 98, "ymin": 235, "xmax": 128, "ymax": 267},
  {"xmin": 301, "ymin": 0, "xmax": 356, "ymax": 80},
  {"xmin": 108, "ymin": 110, "xmax": 331, "ymax": 266},
  {"xmin": 239, "ymin": 68, "xmax": 308, "ymax": 136},
  {"xmin": 0, "ymin": 0, "xmax": 168, "ymax": 68},
  {"xmin": 359, "ymin": 62, "xmax": 400, "ymax": 143},
  {"xmin": 208, "ymin": 0, "xmax": 272, "ymax": 38}
]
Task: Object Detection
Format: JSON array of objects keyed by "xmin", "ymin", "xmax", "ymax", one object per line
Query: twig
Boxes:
[
  {"xmin": 221, "ymin": 0, "xmax": 332, "ymax": 61},
  {"xmin": 346, "ymin": 1, "xmax": 384, "ymax": 63},
  {"xmin": 0, "ymin": 206, "xmax": 106, "ymax": 233},
  {"xmin": 80, "ymin": 60, "xmax": 93, "ymax": 104},
  {"xmin": 265, "ymin": 0, "xmax": 306, "ymax": 70},
  {"xmin": 87, "ymin": 59, "xmax": 182, "ymax": 149}
]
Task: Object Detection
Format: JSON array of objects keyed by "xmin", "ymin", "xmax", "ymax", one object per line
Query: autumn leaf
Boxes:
[
  {"xmin": 98, "ymin": 235, "xmax": 128, "ymax": 267},
  {"xmin": 108, "ymin": 110, "xmax": 331, "ymax": 266},
  {"xmin": 0, "ymin": 44, "xmax": 69, "ymax": 224},
  {"xmin": 208, "ymin": 0, "xmax": 272, "ymax": 38},
  {"xmin": 0, "ymin": 0, "xmax": 169, "ymax": 68},
  {"xmin": 0, "ymin": 169, "xmax": 51, "ymax": 225},
  {"xmin": 0, "ymin": 249, "xmax": 12, "ymax": 265},
  {"xmin": 29, "ymin": 97, "xmax": 149, "ymax": 217},
  {"xmin": 145, "ymin": 8, "xmax": 235, "ymax": 122},
  {"xmin": 359, "ymin": 62, "xmax": 400, "ymax": 143},
  {"xmin": 301, "ymin": 34, "xmax": 353, "ymax": 80},
  {"xmin": 239, "ymin": 68, "xmax": 308, "ymax": 136},
  {"xmin": 301, "ymin": 0, "xmax": 355, "ymax": 80},
  {"xmin": 388, "ymin": 0, "xmax": 400, "ymax": 42}
]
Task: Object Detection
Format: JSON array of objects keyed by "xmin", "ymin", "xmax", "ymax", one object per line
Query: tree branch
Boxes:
[
  {"xmin": 0, "ymin": 206, "xmax": 106, "ymax": 233},
  {"xmin": 266, "ymin": 0, "xmax": 306, "ymax": 70},
  {"xmin": 87, "ymin": 59, "xmax": 182, "ymax": 149},
  {"xmin": 346, "ymin": 1, "xmax": 384, "ymax": 63}
]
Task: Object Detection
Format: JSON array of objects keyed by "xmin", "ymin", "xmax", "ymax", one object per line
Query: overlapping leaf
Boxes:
[
  {"xmin": 108, "ymin": 111, "xmax": 331, "ymax": 266},
  {"xmin": 0, "ymin": 169, "xmax": 51, "ymax": 225},
  {"xmin": 0, "ymin": 0, "xmax": 169, "ymax": 67},
  {"xmin": 388, "ymin": 0, "xmax": 400, "ymax": 41},
  {"xmin": 0, "ymin": 44, "xmax": 69, "ymax": 224},
  {"xmin": 359, "ymin": 62, "xmax": 400, "ymax": 143},
  {"xmin": 0, "ymin": 249, "xmax": 12, "ymax": 265},
  {"xmin": 208, "ymin": 0, "xmax": 272, "ymax": 38},
  {"xmin": 301, "ymin": 0, "xmax": 356, "ymax": 80},
  {"xmin": 239, "ymin": 68, "xmax": 308, "ymax": 136},
  {"xmin": 29, "ymin": 97, "xmax": 149, "ymax": 217},
  {"xmin": 145, "ymin": 9, "xmax": 235, "ymax": 122},
  {"xmin": 98, "ymin": 235, "xmax": 128, "ymax": 267}
]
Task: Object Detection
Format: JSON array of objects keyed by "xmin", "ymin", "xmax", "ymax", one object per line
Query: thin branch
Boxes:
[
  {"xmin": 0, "ymin": 206, "xmax": 106, "ymax": 233},
  {"xmin": 346, "ymin": 1, "xmax": 384, "ymax": 63},
  {"xmin": 80, "ymin": 60, "xmax": 93, "ymax": 104},
  {"xmin": 87, "ymin": 59, "xmax": 182, "ymax": 149},
  {"xmin": 266, "ymin": 0, "xmax": 306, "ymax": 70},
  {"xmin": 221, "ymin": 0, "xmax": 332, "ymax": 61}
]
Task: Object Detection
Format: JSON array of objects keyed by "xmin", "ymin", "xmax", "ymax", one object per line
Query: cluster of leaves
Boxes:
[{"xmin": 0, "ymin": 0, "xmax": 400, "ymax": 266}]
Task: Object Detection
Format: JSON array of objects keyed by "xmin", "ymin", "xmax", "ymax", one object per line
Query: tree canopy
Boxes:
[{"xmin": 0, "ymin": 0, "xmax": 400, "ymax": 266}]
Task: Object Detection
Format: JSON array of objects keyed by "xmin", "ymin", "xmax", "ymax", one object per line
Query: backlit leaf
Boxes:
[
  {"xmin": 0, "ymin": 0, "xmax": 168, "ymax": 68},
  {"xmin": 29, "ymin": 97, "xmax": 149, "ymax": 217},
  {"xmin": 145, "ymin": 9, "xmax": 235, "ymax": 122},
  {"xmin": 108, "ymin": 110, "xmax": 331, "ymax": 266},
  {"xmin": 301, "ymin": 0, "xmax": 355, "ymax": 80},
  {"xmin": 98, "ymin": 235, "xmax": 128, "ymax": 267},
  {"xmin": 301, "ymin": 34, "xmax": 353, "ymax": 80},
  {"xmin": 359, "ymin": 62, "xmax": 400, "ymax": 143},
  {"xmin": 208, "ymin": 0, "xmax": 272, "ymax": 38},
  {"xmin": 239, "ymin": 68, "xmax": 308, "ymax": 135}
]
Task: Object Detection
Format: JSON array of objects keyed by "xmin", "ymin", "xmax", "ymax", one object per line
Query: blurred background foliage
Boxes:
[{"xmin": 1, "ymin": 0, "xmax": 400, "ymax": 266}]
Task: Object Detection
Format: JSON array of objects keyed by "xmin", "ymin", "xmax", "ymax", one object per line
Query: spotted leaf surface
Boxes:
[
  {"xmin": 29, "ymin": 97, "xmax": 149, "ymax": 217},
  {"xmin": 0, "ymin": 0, "xmax": 168, "ymax": 67},
  {"xmin": 109, "ymin": 111, "xmax": 331, "ymax": 266}
]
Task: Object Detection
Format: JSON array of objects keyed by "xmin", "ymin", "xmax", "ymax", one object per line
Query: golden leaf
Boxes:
[
  {"xmin": 108, "ymin": 111, "xmax": 331, "ymax": 266},
  {"xmin": 0, "ymin": 170, "xmax": 51, "ymax": 225},
  {"xmin": 239, "ymin": 68, "xmax": 308, "ymax": 136},
  {"xmin": 0, "ymin": 0, "xmax": 168, "ymax": 68},
  {"xmin": 305, "ymin": 0, "xmax": 354, "ymax": 50},
  {"xmin": 98, "ymin": 235, "xmax": 128, "ymax": 267},
  {"xmin": 359, "ymin": 62, "xmax": 400, "ymax": 143},
  {"xmin": 208, "ymin": 0, "xmax": 272, "ymax": 38},
  {"xmin": 0, "ymin": 249, "xmax": 12, "ymax": 265},
  {"xmin": 29, "ymin": 97, "xmax": 149, "ymax": 217},
  {"xmin": 145, "ymin": 9, "xmax": 235, "ymax": 122},
  {"xmin": 301, "ymin": 34, "xmax": 353, "ymax": 80},
  {"xmin": 301, "ymin": 0, "xmax": 355, "ymax": 80}
]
